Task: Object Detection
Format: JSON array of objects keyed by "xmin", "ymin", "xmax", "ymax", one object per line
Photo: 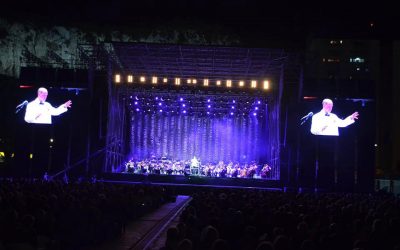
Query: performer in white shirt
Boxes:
[
  {"xmin": 24, "ymin": 87, "xmax": 72, "ymax": 124},
  {"xmin": 310, "ymin": 98, "xmax": 358, "ymax": 136}
]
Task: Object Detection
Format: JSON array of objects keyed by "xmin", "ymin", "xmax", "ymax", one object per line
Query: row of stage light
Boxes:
[
  {"xmin": 128, "ymin": 95, "xmax": 266, "ymax": 117},
  {"xmin": 114, "ymin": 74, "xmax": 270, "ymax": 90}
]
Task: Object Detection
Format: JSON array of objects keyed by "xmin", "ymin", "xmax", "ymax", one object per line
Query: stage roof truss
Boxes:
[{"xmin": 110, "ymin": 43, "xmax": 289, "ymax": 82}]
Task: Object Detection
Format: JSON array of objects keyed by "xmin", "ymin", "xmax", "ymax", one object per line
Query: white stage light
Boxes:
[
  {"xmin": 263, "ymin": 80, "xmax": 269, "ymax": 90},
  {"xmin": 127, "ymin": 75, "xmax": 133, "ymax": 83},
  {"xmin": 115, "ymin": 74, "xmax": 121, "ymax": 83}
]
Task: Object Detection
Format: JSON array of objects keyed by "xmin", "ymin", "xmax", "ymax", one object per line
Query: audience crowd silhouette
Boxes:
[
  {"xmin": 1, "ymin": 178, "xmax": 399, "ymax": 250},
  {"xmin": 162, "ymin": 188, "xmax": 400, "ymax": 250},
  {"xmin": 0, "ymin": 179, "xmax": 173, "ymax": 250}
]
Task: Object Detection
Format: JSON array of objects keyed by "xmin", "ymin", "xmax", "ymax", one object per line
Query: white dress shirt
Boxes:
[
  {"xmin": 24, "ymin": 98, "xmax": 68, "ymax": 124},
  {"xmin": 310, "ymin": 109, "xmax": 354, "ymax": 136}
]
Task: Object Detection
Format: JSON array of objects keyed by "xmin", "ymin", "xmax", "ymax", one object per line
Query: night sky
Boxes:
[{"xmin": 1, "ymin": 0, "xmax": 399, "ymax": 41}]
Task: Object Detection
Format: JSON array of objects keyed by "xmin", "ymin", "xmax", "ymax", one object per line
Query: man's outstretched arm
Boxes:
[
  {"xmin": 50, "ymin": 100, "xmax": 72, "ymax": 116},
  {"xmin": 337, "ymin": 111, "xmax": 358, "ymax": 127}
]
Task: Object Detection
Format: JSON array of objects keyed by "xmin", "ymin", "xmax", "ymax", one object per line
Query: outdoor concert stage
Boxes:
[
  {"xmin": 7, "ymin": 42, "xmax": 375, "ymax": 193},
  {"xmin": 104, "ymin": 43, "xmax": 288, "ymax": 185},
  {"xmin": 100, "ymin": 172, "xmax": 283, "ymax": 190}
]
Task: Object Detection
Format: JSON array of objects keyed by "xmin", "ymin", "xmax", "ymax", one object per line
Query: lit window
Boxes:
[
  {"xmin": 226, "ymin": 80, "xmax": 232, "ymax": 88},
  {"xmin": 216, "ymin": 80, "xmax": 221, "ymax": 86},
  {"xmin": 152, "ymin": 76, "xmax": 158, "ymax": 84},
  {"xmin": 327, "ymin": 58, "xmax": 340, "ymax": 63},
  {"xmin": 203, "ymin": 79, "xmax": 209, "ymax": 86},
  {"xmin": 251, "ymin": 80, "xmax": 257, "ymax": 88},
  {"xmin": 239, "ymin": 81, "xmax": 244, "ymax": 87},
  {"xmin": 175, "ymin": 78, "xmax": 181, "ymax": 85},
  {"xmin": 350, "ymin": 57, "xmax": 365, "ymax": 63},
  {"xmin": 140, "ymin": 76, "xmax": 146, "ymax": 83}
]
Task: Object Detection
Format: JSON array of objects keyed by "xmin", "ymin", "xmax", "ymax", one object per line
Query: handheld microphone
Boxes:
[
  {"xmin": 300, "ymin": 112, "xmax": 313, "ymax": 120},
  {"xmin": 15, "ymin": 100, "xmax": 28, "ymax": 114},
  {"xmin": 16, "ymin": 100, "xmax": 28, "ymax": 109}
]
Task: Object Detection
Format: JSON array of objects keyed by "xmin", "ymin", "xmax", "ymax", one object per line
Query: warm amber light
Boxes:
[
  {"xmin": 175, "ymin": 78, "xmax": 181, "ymax": 85},
  {"xmin": 203, "ymin": 79, "xmax": 209, "ymax": 86},
  {"xmin": 216, "ymin": 80, "xmax": 221, "ymax": 86},
  {"xmin": 226, "ymin": 80, "xmax": 232, "ymax": 88},
  {"xmin": 251, "ymin": 80, "xmax": 257, "ymax": 88},
  {"xmin": 152, "ymin": 76, "xmax": 158, "ymax": 84},
  {"xmin": 263, "ymin": 80, "xmax": 269, "ymax": 90},
  {"xmin": 127, "ymin": 75, "xmax": 133, "ymax": 83},
  {"xmin": 163, "ymin": 78, "xmax": 168, "ymax": 83},
  {"xmin": 115, "ymin": 74, "xmax": 121, "ymax": 83},
  {"xmin": 239, "ymin": 81, "xmax": 244, "ymax": 87},
  {"xmin": 140, "ymin": 76, "xmax": 146, "ymax": 83}
]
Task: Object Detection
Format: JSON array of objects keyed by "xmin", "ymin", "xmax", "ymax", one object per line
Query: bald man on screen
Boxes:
[
  {"xmin": 24, "ymin": 87, "xmax": 72, "ymax": 124},
  {"xmin": 310, "ymin": 98, "xmax": 359, "ymax": 136}
]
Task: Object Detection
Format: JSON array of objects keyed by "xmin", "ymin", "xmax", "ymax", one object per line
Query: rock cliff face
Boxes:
[{"xmin": 0, "ymin": 18, "xmax": 239, "ymax": 78}]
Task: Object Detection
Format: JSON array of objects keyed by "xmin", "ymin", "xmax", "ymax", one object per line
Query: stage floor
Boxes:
[{"xmin": 100, "ymin": 172, "xmax": 282, "ymax": 190}]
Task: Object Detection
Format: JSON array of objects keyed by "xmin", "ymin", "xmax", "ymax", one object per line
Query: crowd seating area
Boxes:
[
  {"xmin": 0, "ymin": 179, "xmax": 174, "ymax": 250},
  {"xmin": 1, "ymin": 178, "xmax": 399, "ymax": 250},
  {"xmin": 161, "ymin": 189, "xmax": 400, "ymax": 250}
]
